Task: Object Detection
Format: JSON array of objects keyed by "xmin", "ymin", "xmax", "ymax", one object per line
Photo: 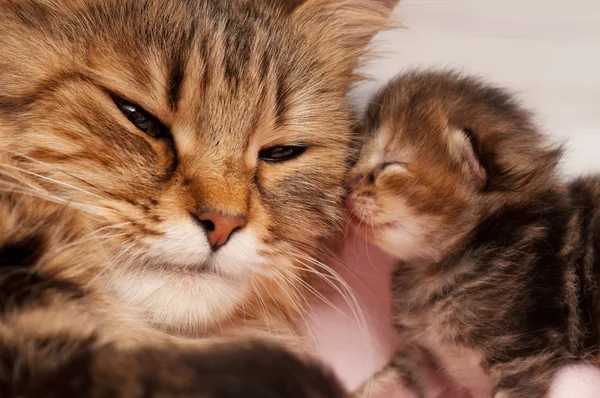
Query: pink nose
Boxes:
[{"xmin": 196, "ymin": 213, "xmax": 247, "ymax": 250}]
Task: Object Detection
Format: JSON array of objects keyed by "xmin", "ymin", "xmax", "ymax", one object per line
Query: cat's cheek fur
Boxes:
[{"xmin": 143, "ymin": 222, "xmax": 212, "ymax": 267}]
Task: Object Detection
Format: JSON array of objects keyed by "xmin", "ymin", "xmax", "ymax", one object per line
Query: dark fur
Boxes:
[{"xmin": 349, "ymin": 71, "xmax": 600, "ymax": 397}]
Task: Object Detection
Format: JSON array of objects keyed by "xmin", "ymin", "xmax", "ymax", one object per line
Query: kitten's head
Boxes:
[
  {"xmin": 346, "ymin": 71, "xmax": 562, "ymax": 263},
  {"xmin": 0, "ymin": 0, "xmax": 398, "ymax": 333}
]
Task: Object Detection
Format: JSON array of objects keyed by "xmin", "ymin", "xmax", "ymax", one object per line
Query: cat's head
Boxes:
[
  {"xmin": 346, "ymin": 71, "xmax": 562, "ymax": 263},
  {"xmin": 0, "ymin": 0, "xmax": 399, "ymax": 334}
]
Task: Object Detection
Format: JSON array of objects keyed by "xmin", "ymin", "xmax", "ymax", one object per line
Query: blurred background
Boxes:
[{"xmin": 306, "ymin": 0, "xmax": 600, "ymax": 395}]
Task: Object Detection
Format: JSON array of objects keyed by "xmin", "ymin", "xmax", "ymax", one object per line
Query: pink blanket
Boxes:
[{"xmin": 306, "ymin": 238, "xmax": 600, "ymax": 397}]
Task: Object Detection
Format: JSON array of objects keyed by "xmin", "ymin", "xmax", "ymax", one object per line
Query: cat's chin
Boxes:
[
  {"xmin": 108, "ymin": 266, "xmax": 248, "ymax": 334},
  {"xmin": 106, "ymin": 227, "xmax": 267, "ymax": 334}
]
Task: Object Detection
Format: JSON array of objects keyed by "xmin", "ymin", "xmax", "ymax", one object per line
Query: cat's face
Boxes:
[
  {"xmin": 0, "ymin": 0, "xmax": 398, "ymax": 332},
  {"xmin": 346, "ymin": 71, "xmax": 562, "ymax": 263}
]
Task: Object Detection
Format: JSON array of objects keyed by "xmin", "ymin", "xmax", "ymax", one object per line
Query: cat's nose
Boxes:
[{"xmin": 194, "ymin": 212, "xmax": 247, "ymax": 250}]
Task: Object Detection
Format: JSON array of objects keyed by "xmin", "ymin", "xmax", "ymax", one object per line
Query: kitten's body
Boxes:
[
  {"xmin": 0, "ymin": 0, "xmax": 399, "ymax": 395},
  {"xmin": 347, "ymin": 71, "xmax": 600, "ymax": 397}
]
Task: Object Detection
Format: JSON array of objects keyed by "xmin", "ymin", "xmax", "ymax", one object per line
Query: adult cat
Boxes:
[{"xmin": 0, "ymin": 0, "xmax": 398, "ymax": 395}]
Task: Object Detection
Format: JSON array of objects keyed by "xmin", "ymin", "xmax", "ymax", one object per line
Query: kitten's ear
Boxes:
[
  {"xmin": 447, "ymin": 128, "xmax": 487, "ymax": 191},
  {"xmin": 292, "ymin": 0, "xmax": 400, "ymax": 79}
]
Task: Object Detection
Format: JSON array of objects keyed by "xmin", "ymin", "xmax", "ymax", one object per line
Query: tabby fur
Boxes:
[
  {"xmin": 0, "ymin": 0, "xmax": 399, "ymax": 395},
  {"xmin": 347, "ymin": 70, "xmax": 600, "ymax": 397}
]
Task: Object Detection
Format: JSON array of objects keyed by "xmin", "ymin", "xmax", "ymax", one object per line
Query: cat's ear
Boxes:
[
  {"xmin": 447, "ymin": 128, "xmax": 487, "ymax": 191},
  {"xmin": 291, "ymin": 0, "xmax": 400, "ymax": 78}
]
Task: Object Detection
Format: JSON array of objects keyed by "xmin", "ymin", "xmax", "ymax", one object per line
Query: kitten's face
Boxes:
[
  {"xmin": 346, "ymin": 71, "xmax": 561, "ymax": 263},
  {"xmin": 346, "ymin": 118, "xmax": 482, "ymax": 263},
  {"xmin": 346, "ymin": 78, "xmax": 488, "ymax": 263},
  {"xmin": 0, "ymin": 0, "xmax": 398, "ymax": 332}
]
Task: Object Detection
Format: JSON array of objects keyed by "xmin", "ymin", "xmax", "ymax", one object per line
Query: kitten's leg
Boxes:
[{"xmin": 353, "ymin": 345, "xmax": 446, "ymax": 398}]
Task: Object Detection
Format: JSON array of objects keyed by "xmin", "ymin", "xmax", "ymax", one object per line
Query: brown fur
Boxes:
[
  {"xmin": 348, "ymin": 70, "xmax": 600, "ymax": 397},
  {"xmin": 0, "ymin": 0, "xmax": 399, "ymax": 395}
]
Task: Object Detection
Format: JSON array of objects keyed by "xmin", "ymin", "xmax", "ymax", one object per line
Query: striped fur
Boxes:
[
  {"xmin": 0, "ymin": 0, "xmax": 400, "ymax": 395},
  {"xmin": 347, "ymin": 70, "xmax": 600, "ymax": 397}
]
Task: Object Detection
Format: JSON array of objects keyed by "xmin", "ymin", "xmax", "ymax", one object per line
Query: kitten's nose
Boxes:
[{"xmin": 195, "ymin": 212, "xmax": 247, "ymax": 250}]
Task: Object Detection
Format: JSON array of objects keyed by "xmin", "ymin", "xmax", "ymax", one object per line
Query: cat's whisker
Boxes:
[
  {"xmin": 294, "ymin": 257, "xmax": 365, "ymax": 321},
  {"xmin": 0, "ymin": 162, "xmax": 104, "ymax": 199},
  {"xmin": 0, "ymin": 148, "xmax": 113, "ymax": 197},
  {"xmin": 293, "ymin": 238, "xmax": 389, "ymax": 316},
  {"xmin": 251, "ymin": 278, "xmax": 274, "ymax": 338},
  {"xmin": 0, "ymin": 184, "xmax": 108, "ymax": 218},
  {"xmin": 263, "ymin": 266, "xmax": 308, "ymax": 315},
  {"xmin": 265, "ymin": 262, "xmax": 330, "ymax": 317},
  {"xmin": 289, "ymin": 255, "xmax": 377, "ymax": 373},
  {"xmin": 283, "ymin": 251, "xmax": 367, "ymax": 330},
  {"xmin": 268, "ymin": 269, "xmax": 322, "ymax": 344},
  {"xmin": 253, "ymin": 276, "xmax": 287, "ymax": 341}
]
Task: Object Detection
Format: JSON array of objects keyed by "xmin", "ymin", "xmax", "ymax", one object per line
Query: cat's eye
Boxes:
[
  {"xmin": 259, "ymin": 146, "xmax": 307, "ymax": 162},
  {"xmin": 112, "ymin": 96, "xmax": 166, "ymax": 138}
]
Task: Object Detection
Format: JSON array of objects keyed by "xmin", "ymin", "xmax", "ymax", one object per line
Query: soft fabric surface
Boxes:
[{"xmin": 307, "ymin": 0, "xmax": 600, "ymax": 396}]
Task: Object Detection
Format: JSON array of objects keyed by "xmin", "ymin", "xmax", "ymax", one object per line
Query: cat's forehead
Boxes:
[{"xmin": 72, "ymin": 0, "xmax": 333, "ymax": 148}]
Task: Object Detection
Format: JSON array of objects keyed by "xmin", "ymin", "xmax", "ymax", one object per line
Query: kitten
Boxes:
[
  {"xmin": 347, "ymin": 70, "xmax": 600, "ymax": 398},
  {"xmin": 0, "ymin": 0, "xmax": 399, "ymax": 395}
]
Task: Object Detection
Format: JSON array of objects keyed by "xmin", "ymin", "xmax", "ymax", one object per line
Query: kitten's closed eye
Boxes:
[
  {"xmin": 112, "ymin": 95, "xmax": 169, "ymax": 139},
  {"xmin": 380, "ymin": 162, "xmax": 408, "ymax": 175},
  {"xmin": 370, "ymin": 162, "xmax": 409, "ymax": 182}
]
